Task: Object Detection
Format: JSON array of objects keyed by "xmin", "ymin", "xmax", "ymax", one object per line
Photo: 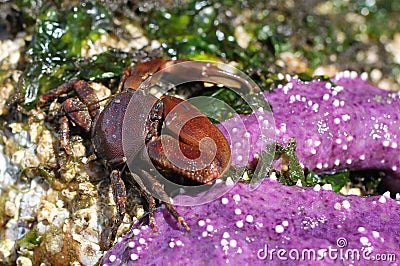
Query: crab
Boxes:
[{"xmin": 36, "ymin": 59, "xmax": 232, "ymax": 246}]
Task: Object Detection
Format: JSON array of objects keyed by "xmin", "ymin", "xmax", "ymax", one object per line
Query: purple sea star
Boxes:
[
  {"xmin": 269, "ymin": 71, "xmax": 400, "ymax": 180},
  {"xmin": 102, "ymin": 179, "xmax": 400, "ymax": 265},
  {"xmin": 218, "ymin": 71, "xmax": 400, "ymax": 190},
  {"xmin": 102, "ymin": 73, "xmax": 400, "ymax": 265}
]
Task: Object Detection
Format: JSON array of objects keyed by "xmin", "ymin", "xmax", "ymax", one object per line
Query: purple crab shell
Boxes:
[{"xmin": 102, "ymin": 73, "xmax": 400, "ymax": 265}]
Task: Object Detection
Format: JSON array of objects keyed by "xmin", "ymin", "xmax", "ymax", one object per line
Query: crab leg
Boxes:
[
  {"xmin": 109, "ymin": 169, "xmax": 127, "ymax": 243},
  {"xmin": 37, "ymin": 79, "xmax": 100, "ymax": 119},
  {"xmin": 133, "ymin": 168, "xmax": 190, "ymax": 232}
]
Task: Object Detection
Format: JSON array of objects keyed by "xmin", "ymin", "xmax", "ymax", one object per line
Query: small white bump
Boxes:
[
  {"xmin": 245, "ymin": 215, "xmax": 254, "ymax": 223},
  {"xmin": 383, "ymin": 140, "xmax": 390, "ymax": 147},
  {"xmin": 333, "ymin": 99, "xmax": 340, "ymax": 107},
  {"xmin": 234, "ymin": 208, "xmax": 242, "ymax": 215},
  {"xmin": 346, "ymin": 159, "xmax": 352, "ymax": 165},
  {"xmin": 314, "ymin": 140, "xmax": 321, "ymax": 147},
  {"xmin": 202, "ymin": 231, "xmax": 208, "ymax": 237},
  {"xmin": 359, "ymin": 154, "xmax": 366, "ymax": 160},
  {"xmin": 313, "ymin": 184, "xmax": 321, "ymax": 192},
  {"xmin": 316, "ymin": 163, "xmax": 323, "ymax": 169},
  {"xmin": 138, "ymin": 238, "xmax": 146, "ymax": 245},
  {"xmin": 176, "ymin": 240, "xmax": 183, "ymax": 246},
  {"xmin": 244, "ymin": 132, "xmax": 251, "ymax": 138},
  {"xmin": 130, "ymin": 254, "xmax": 139, "ymax": 261},
  {"xmin": 334, "ymin": 202, "xmax": 341, "ymax": 210},
  {"xmin": 233, "ymin": 194, "xmax": 241, "ymax": 202},
  {"xmin": 392, "ymin": 166, "xmax": 398, "ymax": 171},
  {"xmin": 221, "ymin": 198, "xmax": 229, "ymax": 205},
  {"xmin": 223, "ymin": 232, "xmax": 230, "ymax": 239},
  {"xmin": 323, "ymin": 94, "xmax": 330, "ymax": 101},
  {"xmin": 206, "ymin": 224, "xmax": 214, "ymax": 232},
  {"xmin": 391, "ymin": 142, "xmax": 398, "ymax": 149},
  {"xmin": 132, "ymin": 229, "xmax": 141, "ymax": 235},
  {"xmin": 358, "ymin": 226, "xmax": 366, "ymax": 233},
  {"xmin": 335, "ymin": 138, "xmax": 342, "ymax": 144},
  {"xmin": 342, "ymin": 145, "xmax": 348, "ymax": 150},
  {"xmin": 275, "ymin": 225, "xmax": 284, "ymax": 233},
  {"xmin": 378, "ymin": 195, "xmax": 387, "ymax": 204},
  {"xmin": 342, "ymin": 114, "xmax": 351, "ymax": 121},
  {"xmin": 342, "ymin": 200, "xmax": 350, "ymax": 209},
  {"xmin": 220, "ymin": 239, "xmax": 229, "ymax": 246},
  {"xmin": 282, "ymin": 220, "xmax": 289, "ymax": 227},
  {"xmin": 169, "ymin": 242, "xmax": 175, "ymax": 248},
  {"xmin": 384, "ymin": 191, "xmax": 391, "ymax": 198},
  {"xmin": 311, "ymin": 148, "xmax": 317, "ymax": 155},
  {"xmin": 198, "ymin": 220, "xmax": 205, "ymax": 227},
  {"xmin": 334, "ymin": 159, "xmax": 340, "ymax": 166},
  {"xmin": 360, "ymin": 236, "xmax": 369, "ymax": 245},
  {"xmin": 312, "ymin": 103, "xmax": 319, "ymax": 112},
  {"xmin": 334, "ymin": 118, "xmax": 341, "ymax": 124},
  {"xmin": 109, "ymin": 255, "xmax": 116, "ymax": 262},
  {"xmin": 229, "ymin": 239, "xmax": 237, "ymax": 248},
  {"xmin": 236, "ymin": 220, "xmax": 244, "ymax": 228},
  {"xmin": 128, "ymin": 241, "xmax": 135, "ymax": 248}
]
